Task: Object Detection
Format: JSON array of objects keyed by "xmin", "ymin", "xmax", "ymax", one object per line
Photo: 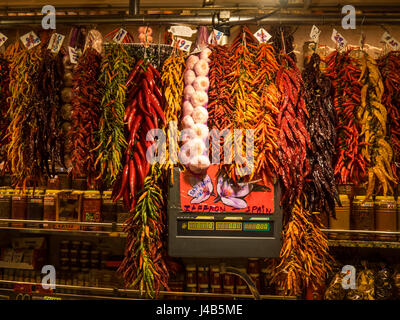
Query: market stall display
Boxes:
[{"xmin": 0, "ymin": 8, "xmax": 400, "ymax": 302}]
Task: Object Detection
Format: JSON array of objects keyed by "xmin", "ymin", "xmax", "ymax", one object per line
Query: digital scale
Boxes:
[{"xmin": 168, "ymin": 166, "xmax": 283, "ymax": 258}]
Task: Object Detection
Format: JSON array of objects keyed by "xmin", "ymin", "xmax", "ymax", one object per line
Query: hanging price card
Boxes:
[
  {"xmin": 112, "ymin": 28, "xmax": 128, "ymax": 44},
  {"xmin": 20, "ymin": 31, "xmax": 41, "ymax": 50},
  {"xmin": 47, "ymin": 33, "xmax": 65, "ymax": 53},
  {"xmin": 254, "ymin": 28, "xmax": 272, "ymax": 43},
  {"xmin": 310, "ymin": 25, "xmax": 321, "ymax": 43},
  {"xmin": 172, "ymin": 37, "xmax": 192, "ymax": 52},
  {"xmin": 208, "ymin": 29, "xmax": 224, "ymax": 45},
  {"xmin": 381, "ymin": 31, "xmax": 400, "ymax": 50},
  {"xmin": 0, "ymin": 32, "xmax": 7, "ymax": 48},
  {"xmin": 68, "ymin": 46, "xmax": 80, "ymax": 64},
  {"xmin": 331, "ymin": 29, "xmax": 347, "ymax": 50},
  {"xmin": 168, "ymin": 26, "xmax": 197, "ymax": 38}
]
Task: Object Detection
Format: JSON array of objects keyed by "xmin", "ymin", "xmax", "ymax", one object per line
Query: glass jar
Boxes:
[
  {"xmin": 101, "ymin": 191, "xmax": 117, "ymax": 224},
  {"xmin": 46, "ymin": 175, "xmax": 60, "ymax": 190},
  {"xmin": 11, "ymin": 189, "xmax": 27, "ymax": 227},
  {"xmin": 0, "ymin": 188, "xmax": 12, "ymax": 227},
  {"xmin": 247, "ymin": 258, "xmax": 260, "ymax": 274},
  {"xmin": 26, "ymin": 189, "xmax": 44, "ymax": 226},
  {"xmin": 57, "ymin": 191, "xmax": 83, "ymax": 230},
  {"xmin": 185, "ymin": 265, "xmax": 197, "ymax": 286},
  {"xmin": 329, "ymin": 194, "xmax": 351, "ymax": 240},
  {"xmin": 82, "ymin": 191, "xmax": 102, "ymax": 231},
  {"xmin": 375, "ymin": 196, "xmax": 397, "ymax": 241},
  {"xmin": 197, "ymin": 266, "xmax": 209, "ymax": 289},
  {"xmin": 351, "ymin": 196, "xmax": 375, "ymax": 240},
  {"xmin": 235, "ymin": 268, "xmax": 247, "ymax": 287},
  {"xmin": 116, "ymin": 199, "xmax": 129, "ymax": 231},
  {"xmin": 210, "ymin": 265, "xmax": 221, "ymax": 286},
  {"xmin": 223, "ymin": 272, "xmax": 235, "ymax": 288},
  {"xmin": 71, "ymin": 176, "xmax": 87, "ymax": 191},
  {"xmin": 43, "ymin": 190, "xmax": 61, "ymax": 228}
]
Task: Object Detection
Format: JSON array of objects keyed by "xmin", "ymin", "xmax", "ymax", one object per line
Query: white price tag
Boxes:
[
  {"xmin": 68, "ymin": 46, "xmax": 80, "ymax": 64},
  {"xmin": 0, "ymin": 32, "xmax": 7, "ymax": 48},
  {"xmin": 112, "ymin": 28, "xmax": 128, "ymax": 44},
  {"xmin": 172, "ymin": 37, "xmax": 192, "ymax": 52},
  {"xmin": 20, "ymin": 31, "xmax": 41, "ymax": 50},
  {"xmin": 168, "ymin": 26, "xmax": 197, "ymax": 38},
  {"xmin": 208, "ymin": 29, "xmax": 224, "ymax": 45},
  {"xmin": 331, "ymin": 29, "xmax": 347, "ymax": 50},
  {"xmin": 254, "ymin": 28, "xmax": 272, "ymax": 43},
  {"xmin": 310, "ymin": 25, "xmax": 321, "ymax": 43},
  {"xmin": 47, "ymin": 33, "xmax": 65, "ymax": 53},
  {"xmin": 381, "ymin": 31, "xmax": 400, "ymax": 50}
]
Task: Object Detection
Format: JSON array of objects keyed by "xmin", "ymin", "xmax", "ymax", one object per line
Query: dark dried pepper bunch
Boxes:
[
  {"xmin": 34, "ymin": 48, "xmax": 65, "ymax": 178},
  {"xmin": 302, "ymin": 53, "xmax": 340, "ymax": 219}
]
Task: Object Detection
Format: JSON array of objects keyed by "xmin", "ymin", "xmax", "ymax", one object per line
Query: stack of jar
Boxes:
[
  {"xmin": 184, "ymin": 259, "xmax": 273, "ymax": 296},
  {"xmin": 0, "ymin": 187, "xmax": 129, "ymax": 230},
  {"xmin": 59, "ymin": 240, "xmax": 111, "ymax": 273},
  {"xmin": 328, "ymin": 186, "xmax": 399, "ymax": 241}
]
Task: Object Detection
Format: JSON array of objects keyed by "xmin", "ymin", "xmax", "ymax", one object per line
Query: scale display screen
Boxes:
[
  {"xmin": 168, "ymin": 166, "xmax": 282, "ymax": 258},
  {"xmin": 216, "ymin": 222, "xmax": 242, "ymax": 231},
  {"xmin": 188, "ymin": 221, "xmax": 214, "ymax": 231},
  {"xmin": 178, "ymin": 218, "xmax": 273, "ymax": 237}
]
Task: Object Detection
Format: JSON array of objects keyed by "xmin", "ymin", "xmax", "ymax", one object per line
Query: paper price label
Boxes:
[
  {"xmin": 254, "ymin": 28, "xmax": 272, "ymax": 43},
  {"xmin": 172, "ymin": 37, "xmax": 192, "ymax": 52},
  {"xmin": 20, "ymin": 31, "xmax": 41, "ymax": 50},
  {"xmin": 47, "ymin": 33, "xmax": 65, "ymax": 53},
  {"xmin": 112, "ymin": 28, "xmax": 128, "ymax": 44},
  {"xmin": 0, "ymin": 32, "xmax": 7, "ymax": 48},
  {"xmin": 168, "ymin": 26, "xmax": 197, "ymax": 38},
  {"xmin": 381, "ymin": 31, "xmax": 400, "ymax": 50},
  {"xmin": 68, "ymin": 46, "xmax": 80, "ymax": 64},
  {"xmin": 331, "ymin": 29, "xmax": 347, "ymax": 50},
  {"xmin": 310, "ymin": 25, "xmax": 321, "ymax": 43},
  {"xmin": 208, "ymin": 29, "xmax": 224, "ymax": 45}
]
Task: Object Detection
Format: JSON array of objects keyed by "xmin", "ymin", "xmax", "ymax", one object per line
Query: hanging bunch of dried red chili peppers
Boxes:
[
  {"xmin": 0, "ymin": 54, "xmax": 10, "ymax": 172},
  {"xmin": 112, "ymin": 58, "xmax": 165, "ymax": 211},
  {"xmin": 70, "ymin": 47, "xmax": 102, "ymax": 188},
  {"xmin": 324, "ymin": 49, "xmax": 366, "ymax": 185},
  {"xmin": 271, "ymin": 28, "xmax": 332, "ymax": 297},
  {"xmin": 275, "ymin": 53, "xmax": 311, "ymax": 207},
  {"xmin": 302, "ymin": 52, "xmax": 340, "ymax": 218}
]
